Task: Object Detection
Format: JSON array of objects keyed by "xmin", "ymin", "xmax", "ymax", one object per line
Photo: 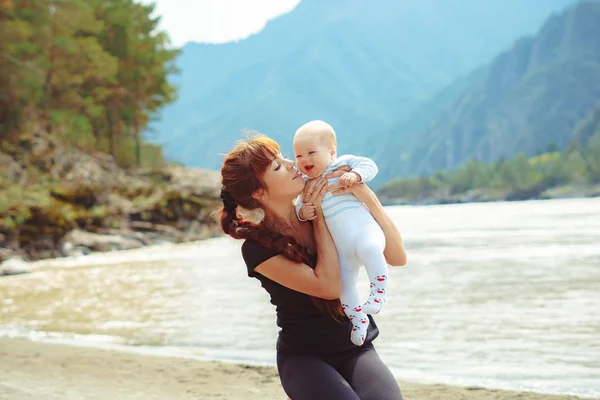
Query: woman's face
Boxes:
[{"xmin": 261, "ymin": 154, "xmax": 305, "ymax": 201}]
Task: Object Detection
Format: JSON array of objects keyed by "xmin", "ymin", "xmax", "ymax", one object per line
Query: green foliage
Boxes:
[
  {"xmin": 112, "ymin": 136, "xmax": 166, "ymax": 169},
  {"xmin": 1, "ymin": 0, "xmax": 179, "ymax": 167},
  {"xmin": 378, "ymin": 145, "xmax": 600, "ymax": 201}
]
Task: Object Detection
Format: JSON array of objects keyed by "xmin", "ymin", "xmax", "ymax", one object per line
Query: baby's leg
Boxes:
[
  {"xmin": 355, "ymin": 221, "xmax": 388, "ymax": 315},
  {"xmin": 339, "ymin": 256, "xmax": 369, "ymax": 347}
]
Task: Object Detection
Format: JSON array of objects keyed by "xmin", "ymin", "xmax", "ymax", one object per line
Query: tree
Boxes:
[
  {"xmin": 94, "ymin": 0, "xmax": 178, "ymax": 165},
  {"xmin": 2, "ymin": 0, "xmax": 179, "ymax": 168},
  {"xmin": 565, "ymin": 150, "xmax": 587, "ymax": 182},
  {"xmin": 1, "ymin": 0, "xmax": 47, "ymax": 136}
]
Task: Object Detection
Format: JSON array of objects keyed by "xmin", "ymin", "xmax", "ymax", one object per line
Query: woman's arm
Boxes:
[
  {"xmin": 352, "ymin": 184, "xmax": 407, "ymax": 267},
  {"xmin": 254, "ymin": 245, "xmax": 341, "ymax": 299},
  {"xmin": 311, "ymin": 216, "xmax": 342, "ymax": 294},
  {"xmin": 254, "ymin": 178, "xmax": 342, "ymax": 299},
  {"xmin": 326, "ymin": 168, "xmax": 408, "ymax": 267}
]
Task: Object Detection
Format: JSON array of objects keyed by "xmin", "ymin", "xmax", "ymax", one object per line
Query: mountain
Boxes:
[
  {"xmin": 380, "ymin": 0, "xmax": 600, "ymax": 181},
  {"xmin": 570, "ymin": 100, "xmax": 600, "ymax": 149},
  {"xmin": 151, "ymin": 0, "xmax": 576, "ymax": 172}
]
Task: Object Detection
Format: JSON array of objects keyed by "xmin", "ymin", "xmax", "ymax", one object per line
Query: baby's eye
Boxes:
[{"xmin": 308, "ymin": 151, "xmax": 316, "ymax": 155}]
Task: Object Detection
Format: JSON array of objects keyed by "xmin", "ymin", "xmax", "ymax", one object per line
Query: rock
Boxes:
[
  {"xmin": 101, "ymin": 229, "xmax": 154, "ymax": 246},
  {"xmin": 8, "ymin": 130, "xmax": 134, "ymax": 188},
  {"xmin": 16, "ymin": 205, "xmax": 77, "ymax": 260},
  {"xmin": 0, "ymin": 248, "xmax": 16, "ymax": 263},
  {"xmin": 0, "ymin": 257, "xmax": 31, "ymax": 276},
  {"xmin": 1, "ymin": 130, "xmax": 223, "ymax": 262},
  {"xmin": 162, "ymin": 166, "xmax": 221, "ymax": 198},
  {"xmin": 61, "ymin": 229, "xmax": 144, "ymax": 253},
  {"xmin": 0, "ymin": 153, "xmax": 25, "ymax": 184},
  {"xmin": 51, "ymin": 182, "xmax": 110, "ymax": 208},
  {"xmin": 60, "ymin": 241, "xmax": 92, "ymax": 257}
]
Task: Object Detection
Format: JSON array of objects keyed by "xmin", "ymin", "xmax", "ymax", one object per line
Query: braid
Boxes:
[{"xmin": 236, "ymin": 219, "xmax": 310, "ymax": 264}]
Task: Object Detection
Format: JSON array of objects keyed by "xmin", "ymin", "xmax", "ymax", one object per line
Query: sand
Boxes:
[{"xmin": 0, "ymin": 338, "xmax": 587, "ymax": 400}]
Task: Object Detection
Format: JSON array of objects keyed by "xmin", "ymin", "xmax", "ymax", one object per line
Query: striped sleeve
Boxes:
[{"xmin": 337, "ymin": 154, "xmax": 378, "ymax": 183}]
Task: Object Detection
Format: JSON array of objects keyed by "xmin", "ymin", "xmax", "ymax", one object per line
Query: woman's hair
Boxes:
[{"xmin": 220, "ymin": 134, "xmax": 343, "ymax": 321}]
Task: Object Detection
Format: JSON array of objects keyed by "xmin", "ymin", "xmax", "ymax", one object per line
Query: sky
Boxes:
[{"xmin": 142, "ymin": 0, "xmax": 301, "ymax": 47}]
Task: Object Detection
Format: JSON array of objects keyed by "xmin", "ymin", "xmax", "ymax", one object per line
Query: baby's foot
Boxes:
[
  {"xmin": 363, "ymin": 285, "xmax": 387, "ymax": 314},
  {"xmin": 363, "ymin": 275, "xmax": 388, "ymax": 314},
  {"xmin": 350, "ymin": 315, "xmax": 369, "ymax": 346},
  {"xmin": 362, "ymin": 293, "xmax": 385, "ymax": 315}
]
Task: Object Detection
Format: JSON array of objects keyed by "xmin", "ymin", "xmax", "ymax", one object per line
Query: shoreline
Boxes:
[
  {"xmin": 3, "ymin": 197, "xmax": 599, "ymax": 270},
  {"xmin": 0, "ymin": 337, "xmax": 590, "ymax": 400},
  {"xmin": 379, "ymin": 188, "xmax": 600, "ymax": 207}
]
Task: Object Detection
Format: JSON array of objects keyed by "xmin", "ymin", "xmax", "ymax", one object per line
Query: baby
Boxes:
[{"xmin": 293, "ymin": 120, "xmax": 388, "ymax": 346}]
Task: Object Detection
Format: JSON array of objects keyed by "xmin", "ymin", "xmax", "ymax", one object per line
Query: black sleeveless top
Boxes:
[{"xmin": 241, "ymin": 239, "xmax": 379, "ymax": 355}]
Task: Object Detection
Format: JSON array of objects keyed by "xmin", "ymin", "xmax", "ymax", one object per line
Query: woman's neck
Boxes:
[
  {"xmin": 263, "ymin": 201, "xmax": 299, "ymax": 231},
  {"xmin": 263, "ymin": 198, "xmax": 316, "ymax": 254}
]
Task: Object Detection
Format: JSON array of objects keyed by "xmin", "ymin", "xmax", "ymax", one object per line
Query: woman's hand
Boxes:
[
  {"xmin": 325, "ymin": 166, "xmax": 376, "ymax": 202},
  {"xmin": 323, "ymin": 165, "xmax": 351, "ymax": 187},
  {"xmin": 302, "ymin": 176, "xmax": 329, "ymax": 220}
]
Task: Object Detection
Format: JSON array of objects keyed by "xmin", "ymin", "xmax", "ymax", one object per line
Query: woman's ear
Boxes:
[{"xmin": 252, "ymin": 188, "xmax": 267, "ymax": 202}]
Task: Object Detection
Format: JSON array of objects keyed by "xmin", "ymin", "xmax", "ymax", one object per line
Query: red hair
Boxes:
[{"xmin": 220, "ymin": 134, "xmax": 343, "ymax": 322}]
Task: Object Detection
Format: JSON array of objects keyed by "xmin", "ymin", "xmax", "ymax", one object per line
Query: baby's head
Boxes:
[{"xmin": 293, "ymin": 120, "xmax": 337, "ymax": 178}]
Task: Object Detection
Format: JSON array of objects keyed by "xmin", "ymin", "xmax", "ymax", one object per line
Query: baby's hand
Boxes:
[
  {"xmin": 299, "ymin": 203, "xmax": 317, "ymax": 221},
  {"xmin": 340, "ymin": 172, "xmax": 361, "ymax": 187}
]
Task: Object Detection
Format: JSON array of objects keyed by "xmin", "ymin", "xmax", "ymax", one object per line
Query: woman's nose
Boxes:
[{"xmin": 285, "ymin": 159, "xmax": 295, "ymax": 169}]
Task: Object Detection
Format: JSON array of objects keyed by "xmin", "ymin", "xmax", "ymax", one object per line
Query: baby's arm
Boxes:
[
  {"xmin": 337, "ymin": 155, "xmax": 379, "ymax": 186},
  {"xmin": 295, "ymin": 195, "xmax": 307, "ymax": 221},
  {"xmin": 295, "ymin": 177, "xmax": 317, "ymax": 221},
  {"xmin": 296, "ymin": 199, "xmax": 317, "ymax": 221}
]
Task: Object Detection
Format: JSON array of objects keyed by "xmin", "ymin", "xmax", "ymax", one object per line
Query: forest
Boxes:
[{"xmin": 1, "ymin": 0, "xmax": 177, "ymax": 168}]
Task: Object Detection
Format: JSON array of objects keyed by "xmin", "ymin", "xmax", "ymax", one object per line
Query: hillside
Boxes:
[
  {"xmin": 151, "ymin": 0, "xmax": 575, "ymax": 171},
  {"xmin": 570, "ymin": 101, "xmax": 600, "ymax": 149},
  {"xmin": 0, "ymin": 130, "xmax": 222, "ymax": 263},
  {"xmin": 1, "ymin": 1, "xmax": 222, "ymax": 264},
  {"xmin": 379, "ymin": 0, "xmax": 600, "ymax": 181},
  {"xmin": 377, "ymin": 99, "xmax": 600, "ymax": 205}
]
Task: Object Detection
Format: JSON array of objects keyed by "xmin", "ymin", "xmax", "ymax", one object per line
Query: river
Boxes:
[{"xmin": 1, "ymin": 198, "xmax": 599, "ymax": 398}]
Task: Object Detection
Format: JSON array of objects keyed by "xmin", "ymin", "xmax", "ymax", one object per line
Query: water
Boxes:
[{"xmin": 1, "ymin": 198, "xmax": 599, "ymax": 398}]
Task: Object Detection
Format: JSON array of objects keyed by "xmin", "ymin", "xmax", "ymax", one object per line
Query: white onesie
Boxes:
[{"xmin": 295, "ymin": 155, "xmax": 388, "ymax": 346}]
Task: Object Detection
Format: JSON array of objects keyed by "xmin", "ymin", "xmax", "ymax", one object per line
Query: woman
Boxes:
[{"xmin": 220, "ymin": 135, "xmax": 407, "ymax": 400}]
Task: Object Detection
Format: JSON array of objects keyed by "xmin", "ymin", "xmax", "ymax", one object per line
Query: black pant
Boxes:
[{"xmin": 277, "ymin": 343, "xmax": 403, "ymax": 400}]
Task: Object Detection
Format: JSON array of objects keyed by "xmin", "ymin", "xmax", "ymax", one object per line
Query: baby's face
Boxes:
[{"xmin": 293, "ymin": 133, "xmax": 335, "ymax": 178}]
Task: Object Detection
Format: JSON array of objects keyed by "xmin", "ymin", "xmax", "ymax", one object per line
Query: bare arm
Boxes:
[
  {"xmin": 326, "ymin": 168, "xmax": 408, "ymax": 267},
  {"xmin": 254, "ymin": 178, "xmax": 342, "ymax": 299},
  {"xmin": 354, "ymin": 184, "xmax": 407, "ymax": 267}
]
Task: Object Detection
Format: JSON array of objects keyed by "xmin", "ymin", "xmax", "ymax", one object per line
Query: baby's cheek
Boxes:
[{"xmin": 317, "ymin": 159, "xmax": 329, "ymax": 172}]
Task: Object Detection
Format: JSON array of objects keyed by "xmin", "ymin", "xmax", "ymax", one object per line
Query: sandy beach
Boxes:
[{"xmin": 0, "ymin": 338, "xmax": 588, "ymax": 400}]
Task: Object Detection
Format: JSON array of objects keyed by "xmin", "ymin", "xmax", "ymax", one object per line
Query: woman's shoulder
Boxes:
[
  {"xmin": 241, "ymin": 239, "xmax": 281, "ymax": 277},
  {"xmin": 242, "ymin": 238, "xmax": 275, "ymax": 256}
]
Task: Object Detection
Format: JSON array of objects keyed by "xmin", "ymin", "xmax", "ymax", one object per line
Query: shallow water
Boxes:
[{"xmin": 1, "ymin": 198, "xmax": 599, "ymax": 398}]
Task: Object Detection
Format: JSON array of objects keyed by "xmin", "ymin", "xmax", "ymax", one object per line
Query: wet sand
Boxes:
[{"xmin": 0, "ymin": 338, "xmax": 588, "ymax": 400}]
